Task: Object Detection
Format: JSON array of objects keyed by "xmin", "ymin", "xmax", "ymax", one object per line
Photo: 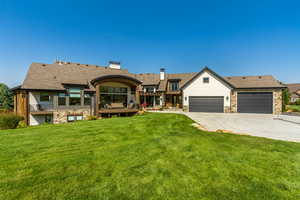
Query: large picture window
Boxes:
[
  {"xmin": 69, "ymin": 88, "xmax": 81, "ymax": 106},
  {"xmin": 100, "ymin": 86, "xmax": 128, "ymax": 108}
]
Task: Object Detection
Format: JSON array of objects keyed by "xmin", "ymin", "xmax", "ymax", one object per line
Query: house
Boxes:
[
  {"xmin": 286, "ymin": 83, "xmax": 300, "ymax": 103},
  {"xmin": 12, "ymin": 61, "xmax": 285, "ymax": 125}
]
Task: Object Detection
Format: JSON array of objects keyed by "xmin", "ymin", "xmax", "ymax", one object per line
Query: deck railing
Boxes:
[{"xmin": 29, "ymin": 104, "xmax": 54, "ymax": 112}]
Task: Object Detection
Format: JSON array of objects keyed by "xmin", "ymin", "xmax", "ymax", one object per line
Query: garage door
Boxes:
[
  {"xmin": 237, "ymin": 92, "xmax": 273, "ymax": 114},
  {"xmin": 189, "ymin": 96, "xmax": 224, "ymax": 112}
]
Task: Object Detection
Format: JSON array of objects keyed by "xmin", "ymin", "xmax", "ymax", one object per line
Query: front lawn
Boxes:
[
  {"xmin": 0, "ymin": 113, "xmax": 299, "ymax": 200},
  {"xmin": 286, "ymin": 105, "xmax": 300, "ymax": 112}
]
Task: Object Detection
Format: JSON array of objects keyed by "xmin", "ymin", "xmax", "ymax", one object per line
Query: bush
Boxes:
[
  {"xmin": 17, "ymin": 120, "xmax": 28, "ymax": 129},
  {"xmin": 0, "ymin": 113, "xmax": 24, "ymax": 130},
  {"xmin": 296, "ymin": 99, "xmax": 300, "ymax": 105},
  {"xmin": 86, "ymin": 115, "xmax": 98, "ymax": 120}
]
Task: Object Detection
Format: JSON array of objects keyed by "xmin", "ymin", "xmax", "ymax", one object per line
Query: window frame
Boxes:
[
  {"xmin": 84, "ymin": 93, "xmax": 92, "ymax": 106},
  {"xmin": 58, "ymin": 93, "xmax": 67, "ymax": 106},
  {"xmin": 68, "ymin": 88, "xmax": 82, "ymax": 106},
  {"xmin": 169, "ymin": 81, "xmax": 179, "ymax": 91},
  {"xmin": 203, "ymin": 77, "xmax": 210, "ymax": 84},
  {"xmin": 40, "ymin": 92, "xmax": 51, "ymax": 102}
]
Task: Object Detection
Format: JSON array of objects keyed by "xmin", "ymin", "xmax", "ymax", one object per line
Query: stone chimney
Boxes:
[
  {"xmin": 108, "ymin": 61, "xmax": 121, "ymax": 69},
  {"xmin": 160, "ymin": 68, "xmax": 165, "ymax": 80}
]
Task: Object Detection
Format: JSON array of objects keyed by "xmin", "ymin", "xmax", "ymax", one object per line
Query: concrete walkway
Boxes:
[{"xmin": 151, "ymin": 111, "xmax": 300, "ymax": 142}]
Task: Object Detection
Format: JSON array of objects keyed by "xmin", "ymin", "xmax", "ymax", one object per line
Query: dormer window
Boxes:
[
  {"xmin": 169, "ymin": 81, "xmax": 179, "ymax": 91},
  {"xmin": 144, "ymin": 86, "xmax": 156, "ymax": 93},
  {"xmin": 203, "ymin": 77, "xmax": 209, "ymax": 83}
]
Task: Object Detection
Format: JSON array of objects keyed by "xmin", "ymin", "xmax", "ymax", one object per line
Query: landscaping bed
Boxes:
[{"xmin": 0, "ymin": 113, "xmax": 299, "ymax": 200}]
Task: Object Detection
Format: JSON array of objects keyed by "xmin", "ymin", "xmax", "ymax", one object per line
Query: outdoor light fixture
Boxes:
[{"xmin": 226, "ymin": 96, "xmax": 229, "ymax": 101}]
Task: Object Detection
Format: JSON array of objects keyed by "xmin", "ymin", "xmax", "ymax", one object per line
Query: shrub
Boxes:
[
  {"xmin": 17, "ymin": 120, "xmax": 28, "ymax": 129},
  {"xmin": 86, "ymin": 115, "xmax": 98, "ymax": 120},
  {"xmin": 296, "ymin": 99, "xmax": 300, "ymax": 105},
  {"xmin": 0, "ymin": 113, "xmax": 24, "ymax": 130}
]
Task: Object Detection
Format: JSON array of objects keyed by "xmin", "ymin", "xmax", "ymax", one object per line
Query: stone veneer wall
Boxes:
[
  {"xmin": 53, "ymin": 108, "xmax": 91, "ymax": 124},
  {"xmin": 230, "ymin": 89, "xmax": 283, "ymax": 114},
  {"xmin": 273, "ymin": 89, "xmax": 282, "ymax": 115},
  {"xmin": 230, "ymin": 91, "xmax": 237, "ymax": 113}
]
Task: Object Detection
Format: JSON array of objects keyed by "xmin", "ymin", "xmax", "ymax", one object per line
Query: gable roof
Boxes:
[
  {"xmin": 181, "ymin": 67, "xmax": 235, "ymax": 90},
  {"xmin": 225, "ymin": 75, "xmax": 285, "ymax": 89},
  {"xmin": 21, "ymin": 62, "xmax": 131, "ymax": 91},
  {"xmin": 21, "ymin": 62, "xmax": 285, "ymax": 91}
]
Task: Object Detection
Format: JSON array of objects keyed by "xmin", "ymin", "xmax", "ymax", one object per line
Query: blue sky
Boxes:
[{"xmin": 1, "ymin": 0, "xmax": 300, "ymax": 87}]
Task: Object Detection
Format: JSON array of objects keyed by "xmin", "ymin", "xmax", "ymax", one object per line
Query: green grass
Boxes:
[
  {"xmin": 0, "ymin": 113, "xmax": 300, "ymax": 200},
  {"xmin": 287, "ymin": 105, "xmax": 300, "ymax": 112}
]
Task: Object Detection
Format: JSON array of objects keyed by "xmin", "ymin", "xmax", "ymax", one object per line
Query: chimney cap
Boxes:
[
  {"xmin": 109, "ymin": 61, "xmax": 121, "ymax": 65},
  {"xmin": 160, "ymin": 68, "xmax": 165, "ymax": 72}
]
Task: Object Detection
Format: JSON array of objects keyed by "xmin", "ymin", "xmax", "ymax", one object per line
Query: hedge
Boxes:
[{"xmin": 0, "ymin": 113, "xmax": 24, "ymax": 130}]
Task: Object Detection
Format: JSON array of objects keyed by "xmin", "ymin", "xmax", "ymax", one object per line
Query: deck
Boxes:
[
  {"xmin": 30, "ymin": 111, "xmax": 54, "ymax": 115},
  {"xmin": 98, "ymin": 108, "xmax": 139, "ymax": 114}
]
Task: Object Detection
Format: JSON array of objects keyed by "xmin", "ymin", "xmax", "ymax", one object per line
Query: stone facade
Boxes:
[
  {"xmin": 273, "ymin": 89, "xmax": 282, "ymax": 115},
  {"xmin": 53, "ymin": 108, "xmax": 92, "ymax": 124},
  {"xmin": 230, "ymin": 91, "xmax": 237, "ymax": 113},
  {"xmin": 224, "ymin": 106, "xmax": 231, "ymax": 113}
]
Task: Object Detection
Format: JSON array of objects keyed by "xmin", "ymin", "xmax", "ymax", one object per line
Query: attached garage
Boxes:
[
  {"xmin": 189, "ymin": 96, "xmax": 224, "ymax": 112},
  {"xmin": 237, "ymin": 92, "xmax": 273, "ymax": 114}
]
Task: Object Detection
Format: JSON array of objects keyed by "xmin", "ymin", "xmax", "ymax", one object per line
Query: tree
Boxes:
[
  {"xmin": 282, "ymin": 88, "xmax": 290, "ymax": 111},
  {"xmin": 0, "ymin": 83, "xmax": 13, "ymax": 110}
]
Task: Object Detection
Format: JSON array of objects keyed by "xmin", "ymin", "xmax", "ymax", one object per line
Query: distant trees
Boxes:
[{"xmin": 0, "ymin": 83, "xmax": 13, "ymax": 110}]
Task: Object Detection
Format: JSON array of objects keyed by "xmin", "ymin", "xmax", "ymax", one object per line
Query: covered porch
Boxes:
[{"xmin": 91, "ymin": 75, "xmax": 142, "ymax": 117}]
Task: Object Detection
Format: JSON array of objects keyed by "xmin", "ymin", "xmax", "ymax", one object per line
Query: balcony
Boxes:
[{"xmin": 30, "ymin": 104, "xmax": 54, "ymax": 115}]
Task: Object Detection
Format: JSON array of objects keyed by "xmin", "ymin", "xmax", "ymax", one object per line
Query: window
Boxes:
[
  {"xmin": 45, "ymin": 115, "xmax": 53, "ymax": 123},
  {"xmin": 203, "ymin": 77, "xmax": 209, "ymax": 83},
  {"xmin": 144, "ymin": 86, "xmax": 156, "ymax": 93},
  {"xmin": 58, "ymin": 93, "xmax": 66, "ymax": 106},
  {"xmin": 100, "ymin": 86, "xmax": 128, "ymax": 108},
  {"xmin": 67, "ymin": 115, "xmax": 83, "ymax": 122},
  {"xmin": 84, "ymin": 93, "xmax": 91, "ymax": 105},
  {"xmin": 69, "ymin": 88, "xmax": 81, "ymax": 106},
  {"xmin": 40, "ymin": 93, "xmax": 51, "ymax": 102},
  {"xmin": 169, "ymin": 81, "xmax": 179, "ymax": 91}
]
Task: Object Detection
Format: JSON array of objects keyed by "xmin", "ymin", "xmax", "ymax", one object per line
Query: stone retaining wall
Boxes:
[{"xmin": 53, "ymin": 108, "xmax": 91, "ymax": 124}]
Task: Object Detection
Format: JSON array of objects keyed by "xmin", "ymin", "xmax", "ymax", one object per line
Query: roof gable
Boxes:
[{"xmin": 181, "ymin": 67, "xmax": 234, "ymax": 90}]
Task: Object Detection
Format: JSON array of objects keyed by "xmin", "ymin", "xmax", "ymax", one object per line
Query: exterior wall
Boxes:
[
  {"xmin": 230, "ymin": 89, "xmax": 283, "ymax": 114},
  {"xmin": 29, "ymin": 114, "xmax": 50, "ymax": 126},
  {"xmin": 182, "ymin": 71, "xmax": 232, "ymax": 112},
  {"xmin": 53, "ymin": 108, "xmax": 91, "ymax": 124}
]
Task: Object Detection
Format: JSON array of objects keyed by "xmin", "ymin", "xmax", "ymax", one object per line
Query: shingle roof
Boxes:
[
  {"xmin": 286, "ymin": 83, "xmax": 300, "ymax": 93},
  {"xmin": 22, "ymin": 62, "xmax": 130, "ymax": 91},
  {"xmin": 21, "ymin": 62, "xmax": 285, "ymax": 91},
  {"xmin": 224, "ymin": 75, "xmax": 284, "ymax": 89}
]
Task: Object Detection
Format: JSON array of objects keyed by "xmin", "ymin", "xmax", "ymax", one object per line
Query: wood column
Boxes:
[
  {"xmin": 95, "ymin": 84, "xmax": 100, "ymax": 117},
  {"xmin": 135, "ymin": 86, "xmax": 140, "ymax": 105}
]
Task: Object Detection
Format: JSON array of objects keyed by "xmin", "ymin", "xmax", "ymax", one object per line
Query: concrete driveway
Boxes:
[
  {"xmin": 184, "ymin": 112, "xmax": 300, "ymax": 142},
  {"xmin": 151, "ymin": 111, "xmax": 300, "ymax": 142}
]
